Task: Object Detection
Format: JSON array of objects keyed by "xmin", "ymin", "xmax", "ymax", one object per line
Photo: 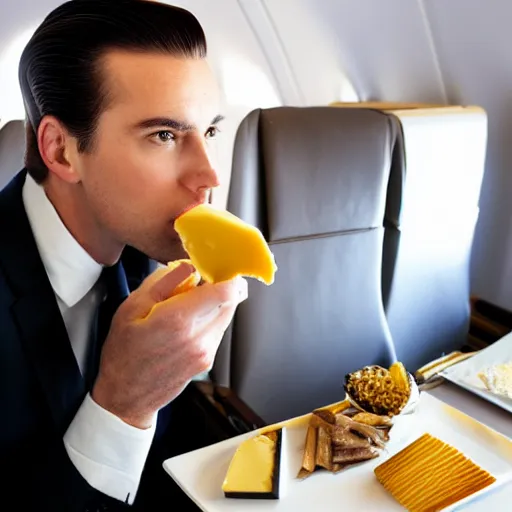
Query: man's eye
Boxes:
[
  {"xmin": 153, "ymin": 131, "xmax": 174, "ymax": 143},
  {"xmin": 205, "ymin": 126, "xmax": 219, "ymax": 139}
]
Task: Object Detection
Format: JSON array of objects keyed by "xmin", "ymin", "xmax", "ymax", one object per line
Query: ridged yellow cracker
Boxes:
[{"xmin": 374, "ymin": 433, "xmax": 496, "ymax": 512}]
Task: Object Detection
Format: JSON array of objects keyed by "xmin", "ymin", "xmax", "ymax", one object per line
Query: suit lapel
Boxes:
[
  {"xmin": 0, "ymin": 171, "xmax": 85, "ymax": 434},
  {"xmin": 12, "ymin": 292, "xmax": 86, "ymax": 434}
]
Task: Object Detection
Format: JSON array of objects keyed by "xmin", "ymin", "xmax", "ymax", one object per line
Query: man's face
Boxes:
[{"xmin": 72, "ymin": 50, "xmax": 221, "ymax": 263}]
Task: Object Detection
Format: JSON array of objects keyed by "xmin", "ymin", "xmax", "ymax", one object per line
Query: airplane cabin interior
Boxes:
[{"xmin": 1, "ymin": 1, "xmax": 512, "ymax": 510}]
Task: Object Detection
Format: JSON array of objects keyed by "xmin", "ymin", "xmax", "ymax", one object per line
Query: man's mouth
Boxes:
[{"xmin": 175, "ymin": 201, "xmax": 202, "ymax": 222}]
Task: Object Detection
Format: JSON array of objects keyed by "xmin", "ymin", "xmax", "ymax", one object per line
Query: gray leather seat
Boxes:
[
  {"xmin": 0, "ymin": 120, "xmax": 25, "ymax": 190},
  {"xmin": 212, "ymin": 107, "xmax": 400, "ymax": 423},
  {"xmin": 381, "ymin": 116, "xmax": 477, "ymax": 371}
]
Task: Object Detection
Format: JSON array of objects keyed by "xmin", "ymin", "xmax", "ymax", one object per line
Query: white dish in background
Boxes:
[
  {"xmin": 163, "ymin": 393, "xmax": 512, "ymax": 512},
  {"xmin": 442, "ymin": 332, "xmax": 512, "ymax": 413}
]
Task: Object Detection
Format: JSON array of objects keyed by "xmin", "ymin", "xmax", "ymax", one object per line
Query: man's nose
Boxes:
[{"xmin": 180, "ymin": 138, "xmax": 220, "ymax": 195}]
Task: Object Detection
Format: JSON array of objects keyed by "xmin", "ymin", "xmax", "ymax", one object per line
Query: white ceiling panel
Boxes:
[{"xmin": 262, "ymin": 0, "xmax": 447, "ymax": 104}]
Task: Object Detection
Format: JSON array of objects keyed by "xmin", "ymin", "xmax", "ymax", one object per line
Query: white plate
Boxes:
[
  {"xmin": 163, "ymin": 393, "xmax": 512, "ymax": 511},
  {"xmin": 442, "ymin": 333, "xmax": 512, "ymax": 413}
]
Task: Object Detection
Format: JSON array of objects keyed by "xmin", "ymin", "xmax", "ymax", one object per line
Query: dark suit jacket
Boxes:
[{"xmin": 0, "ymin": 171, "xmax": 189, "ymax": 511}]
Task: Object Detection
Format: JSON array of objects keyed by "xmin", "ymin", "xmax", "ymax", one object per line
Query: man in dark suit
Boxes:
[{"xmin": 0, "ymin": 1, "xmax": 247, "ymax": 510}]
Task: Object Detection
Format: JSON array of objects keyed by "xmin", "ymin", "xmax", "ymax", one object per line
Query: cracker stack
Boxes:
[{"xmin": 374, "ymin": 433, "xmax": 496, "ymax": 512}]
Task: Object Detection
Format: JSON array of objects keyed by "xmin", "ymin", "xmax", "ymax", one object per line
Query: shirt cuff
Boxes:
[{"xmin": 63, "ymin": 393, "xmax": 157, "ymax": 505}]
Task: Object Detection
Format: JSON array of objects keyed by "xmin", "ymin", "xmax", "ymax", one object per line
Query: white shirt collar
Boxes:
[{"xmin": 22, "ymin": 173, "xmax": 103, "ymax": 308}]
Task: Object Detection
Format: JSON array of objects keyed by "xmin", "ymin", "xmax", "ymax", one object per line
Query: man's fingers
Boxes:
[
  {"xmin": 208, "ymin": 298, "xmax": 241, "ymax": 338},
  {"xmin": 148, "ymin": 263, "xmax": 196, "ymax": 303},
  {"xmin": 128, "ymin": 262, "xmax": 196, "ymax": 318},
  {"xmin": 187, "ymin": 300, "xmax": 242, "ymax": 374},
  {"xmin": 176, "ymin": 276, "xmax": 247, "ymax": 315},
  {"xmin": 150, "ymin": 276, "xmax": 248, "ymax": 326}
]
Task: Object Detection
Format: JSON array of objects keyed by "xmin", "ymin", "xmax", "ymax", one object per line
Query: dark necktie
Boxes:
[{"xmin": 85, "ymin": 262, "xmax": 130, "ymax": 390}]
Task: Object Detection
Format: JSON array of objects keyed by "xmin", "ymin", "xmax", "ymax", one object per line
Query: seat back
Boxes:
[
  {"xmin": 0, "ymin": 120, "xmax": 25, "ymax": 190},
  {"xmin": 381, "ymin": 109, "xmax": 487, "ymax": 370},
  {"xmin": 212, "ymin": 107, "xmax": 400, "ymax": 423}
]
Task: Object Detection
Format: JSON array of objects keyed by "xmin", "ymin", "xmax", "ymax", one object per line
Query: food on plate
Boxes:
[
  {"xmin": 331, "ymin": 415, "xmax": 381, "ymax": 465},
  {"xmin": 166, "ymin": 259, "xmax": 201, "ymax": 296},
  {"xmin": 389, "ymin": 361, "xmax": 410, "ymax": 393},
  {"xmin": 297, "ymin": 400, "xmax": 393, "ymax": 479},
  {"xmin": 333, "ymin": 445, "xmax": 379, "ymax": 465},
  {"xmin": 351, "ymin": 412, "xmax": 393, "ymax": 427},
  {"xmin": 344, "ymin": 361, "xmax": 418, "ymax": 416},
  {"xmin": 297, "ymin": 361, "xmax": 421, "ymax": 481},
  {"xmin": 222, "ymin": 428, "xmax": 287, "ymax": 499},
  {"xmin": 334, "ymin": 414, "xmax": 385, "ymax": 449},
  {"xmin": 299, "ymin": 426, "xmax": 317, "ymax": 474},
  {"xmin": 174, "ymin": 203, "xmax": 277, "ymax": 285},
  {"xmin": 315, "ymin": 426, "xmax": 333, "ymax": 471},
  {"xmin": 312, "ymin": 399, "xmax": 351, "ymax": 423},
  {"xmin": 374, "ymin": 433, "xmax": 496, "ymax": 512},
  {"xmin": 478, "ymin": 362, "xmax": 512, "ymax": 399}
]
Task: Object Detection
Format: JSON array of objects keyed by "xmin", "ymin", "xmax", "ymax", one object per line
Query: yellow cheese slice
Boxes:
[
  {"xmin": 174, "ymin": 204, "xmax": 277, "ymax": 285},
  {"xmin": 222, "ymin": 432, "xmax": 276, "ymax": 494}
]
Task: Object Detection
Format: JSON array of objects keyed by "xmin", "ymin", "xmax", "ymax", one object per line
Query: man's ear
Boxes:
[{"xmin": 37, "ymin": 115, "xmax": 81, "ymax": 184}]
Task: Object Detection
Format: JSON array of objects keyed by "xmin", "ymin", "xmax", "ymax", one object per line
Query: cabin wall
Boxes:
[
  {"xmin": 251, "ymin": 0, "xmax": 512, "ymax": 311},
  {"xmin": 424, "ymin": 0, "xmax": 512, "ymax": 312},
  {"xmin": 1, "ymin": 0, "xmax": 512, "ymax": 309}
]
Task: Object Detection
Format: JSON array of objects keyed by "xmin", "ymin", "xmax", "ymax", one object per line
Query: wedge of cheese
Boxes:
[
  {"xmin": 174, "ymin": 204, "xmax": 277, "ymax": 285},
  {"xmin": 222, "ymin": 428, "xmax": 287, "ymax": 499}
]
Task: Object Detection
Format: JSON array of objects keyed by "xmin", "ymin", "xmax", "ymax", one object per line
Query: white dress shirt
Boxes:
[{"xmin": 22, "ymin": 174, "xmax": 156, "ymax": 505}]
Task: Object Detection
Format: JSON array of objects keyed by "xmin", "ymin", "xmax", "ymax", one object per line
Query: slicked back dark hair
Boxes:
[{"xmin": 19, "ymin": 0, "xmax": 207, "ymax": 183}]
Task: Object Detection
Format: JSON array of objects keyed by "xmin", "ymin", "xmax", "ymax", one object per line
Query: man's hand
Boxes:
[{"xmin": 91, "ymin": 262, "xmax": 247, "ymax": 429}]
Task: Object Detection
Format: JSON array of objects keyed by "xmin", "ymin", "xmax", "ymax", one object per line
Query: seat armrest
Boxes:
[
  {"xmin": 163, "ymin": 382, "xmax": 267, "ymax": 458},
  {"xmin": 468, "ymin": 296, "xmax": 512, "ymax": 350},
  {"xmin": 192, "ymin": 381, "xmax": 267, "ymax": 434},
  {"xmin": 166, "ymin": 382, "xmax": 267, "ymax": 455}
]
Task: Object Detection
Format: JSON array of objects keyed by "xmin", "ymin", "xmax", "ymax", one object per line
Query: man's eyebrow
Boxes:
[
  {"xmin": 135, "ymin": 114, "xmax": 225, "ymax": 132},
  {"xmin": 211, "ymin": 114, "xmax": 225, "ymax": 125},
  {"xmin": 135, "ymin": 118, "xmax": 195, "ymax": 132}
]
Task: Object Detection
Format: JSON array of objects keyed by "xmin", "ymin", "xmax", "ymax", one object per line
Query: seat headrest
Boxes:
[
  {"xmin": 230, "ymin": 107, "xmax": 398, "ymax": 242},
  {"xmin": 0, "ymin": 120, "xmax": 25, "ymax": 190}
]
